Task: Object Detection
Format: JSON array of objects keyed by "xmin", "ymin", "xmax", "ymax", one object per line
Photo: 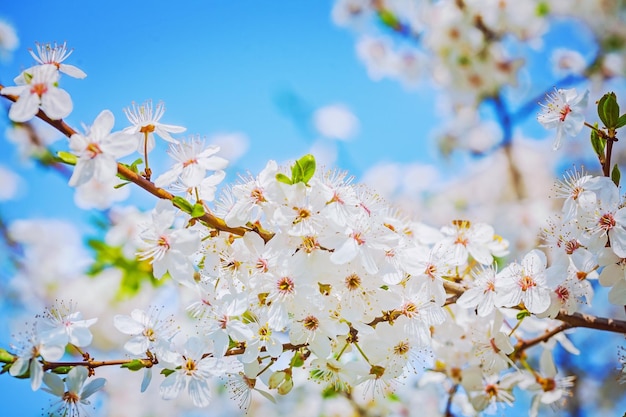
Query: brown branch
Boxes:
[
  {"xmin": 510, "ymin": 323, "xmax": 571, "ymax": 361},
  {"xmin": 0, "ymin": 85, "xmax": 274, "ymax": 242},
  {"xmin": 442, "ymin": 280, "xmax": 626, "ymax": 335}
]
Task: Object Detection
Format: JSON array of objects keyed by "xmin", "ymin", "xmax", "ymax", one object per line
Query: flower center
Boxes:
[
  {"xmin": 520, "ymin": 275, "xmax": 536, "ymax": 291},
  {"xmin": 277, "ymin": 276, "xmax": 295, "ymax": 294},
  {"xmin": 345, "ymin": 273, "xmax": 361, "ymax": 291},
  {"xmin": 599, "ymin": 213, "xmax": 616, "ymax": 231},
  {"xmin": 30, "ymin": 83, "xmax": 48, "ymax": 97},
  {"xmin": 302, "ymin": 315, "xmax": 319, "ymax": 331},
  {"xmin": 140, "ymin": 124, "xmax": 155, "ymax": 133},
  {"xmin": 86, "ymin": 142, "xmax": 103, "ymax": 159},
  {"xmin": 62, "ymin": 391, "xmax": 80, "ymax": 404},
  {"xmin": 559, "ymin": 104, "xmax": 571, "ymax": 122}
]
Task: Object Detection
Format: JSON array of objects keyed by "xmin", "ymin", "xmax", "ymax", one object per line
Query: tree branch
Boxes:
[
  {"xmin": 0, "ymin": 86, "xmax": 274, "ymax": 242},
  {"xmin": 443, "ymin": 280, "xmax": 626, "ymax": 335}
]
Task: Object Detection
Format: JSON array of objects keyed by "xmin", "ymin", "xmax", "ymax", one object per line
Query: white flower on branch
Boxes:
[
  {"xmin": 123, "ymin": 100, "xmax": 186, "ymax": 153},
  {"xmin": 154, "ymin": 137, "xmax": 228, "ymax": 189},
  {"xmin": 29, "ymin": 41, "xmax": 87, "ymax": 79},
  {"xmin": 1, "ymin": 64, "xmax": 72, "ymax": 122},
  {"xmin": 68, "ymin": 109, "xmax": 136, "ymax": 187},
  {"xmin": 136, "ymin": 201, "xmax": 201, "ymax": 285},
  {"xmin": 42, "ymin": 366, "xmax": 106, "ymax": 417},
  {"xmin": 537, "ymin": 87, "xmax": 588, "ymax": 150}
]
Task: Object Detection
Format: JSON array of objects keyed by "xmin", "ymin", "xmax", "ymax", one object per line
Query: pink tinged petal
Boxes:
[
  {"xmin": 154, "ymin": 126, "xmax": 182, "ymax": 143},
  {"xmin": 188, "ymin": 378, "xmax": 212, "ymax": 407},
  {"xmin": 266, "ymin": 337, "xmax": 283, "ymax": 358},
  {"xmin": 152, "ymin": 258, "xmax": 168, "ymax": 279},
  {"xmin": 540, "ymin": 349, "xmax": 557, "ymax": 378},
  {"xmin": 212, "ymin": 331, "xmax": 229, "ymax": 357},
  {"xmin": 59, "ymin": 64, "xmax": 87, "ymax": 79},
  {"xmin": 609, "ymin": 228, "xmax": 626, "ymax": 258},
  {"xmin": 124, "ymin": 336, "xmax": 150, "ymax": 355},
  {"xmin": 173, "ymin": 230, "xmax": 201, "ymax": 253},
  {"xmin": 608, "ymin": 280, "xmax": 626, "ymax": 305},
  {"xmin": 227, "ymin": 320, "xmax": 254, "ymax": 341},
  {"xmin": 523, "ymin": 250, "xmax": 546, "ymax": 275},
  {"xmin": 497, "ymin": 286, "xmax": 522, "ymax": 307},
  {"xmin": 476, "ymin": 291, "xmax": 496, "ymax": 317},
  {"xmin": 8, "ymin": 91, "xmax": 40, "ymax": 122},
  {"xmin": 102, "ymin": 132, "xmax": 137, "ymax": 158},
  {"xmin": 1, "ymin": 85, "xmax": 27, "ymax": 96},
  {"xmin": 40, "ymin": 343, "xmax": 64, "ymax": 361},
  {"xmin": 468, "ymin": 245, "xmax": 492, "ymax": 265},
  {"xmin": 141, "ymin": 368, "xmax": 152, "ymax": 393},
  {"xmin": 456, "ymin": 287, "xmax": 484, "ymax": 309},
  {"xmin": 524, "ymin": 288, "xmax": 551, "ymax": 314},
  {"xmin": 154, "ymin": 166, "xmax": 183, "ymax": 188},
  {"xmin": 67, "ymin": 366, "xmax": 88, "ymax": 392},
  {"xmin": 69, "ymin": 159, "xmax": 95, "ymax": 187},
  {"xmin": 9, "ymin": 357, "xmax": 28, "ymax": 377},
  {"xmin": 113, "ymin": 314, "xmax": 145, "ymax": 334},
  {"xmin": 42, "ymin": 372, "xmax": 65, "ymax": 397},
  {"xmin": 69, "ymin": 326, "xmax": 94, "ymax": 347},
  {"xmin": 181, "ymin": 164, "xmax": 206, "ymax": 187},
  {"xmin": 160, "ymin": 373, "xmax": 186, "ymax": 400},
  {"xmin": 360, "ymin": 249, "xmax": 379, "ymax": 274},
  {"xmin": 599, "ymin": 264, "xmax": 622, "ymax": 286},
  {"xmin": 330, "ymin": 238, "xmax": 358, "ymax": 265},
  {"xmin": 40, "ymin": 87, "xmax": 72, "ymax": 120},
  {"xmin": 242, "ymin": 341, "xmax": 260, "ymax": 363},
  {"xmin": 199, "ymin": 155, "xmax": 229, "ymax": 171},
  {"xmin": 81, "ymin": 377, "xmax": 106, "ymax": 399},
  {"xmin": 30, "ymin": 360, "xmax": 43, "ymax": 391},
  {"xmin": 92, "ymin": 109, "xmax": 115, "ymax": 137}
]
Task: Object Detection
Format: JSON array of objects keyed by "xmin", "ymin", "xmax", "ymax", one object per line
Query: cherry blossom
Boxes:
[
  {"xmin": 68, "ymin": 109, "xmax": 136, "ymax": 187},
  {"xmin": 537, "ymin": 88, "xmax": 589, "ymax": 150},
  {"xmin": 1, "ymin": 64, "xmax": 72, "ymax": 122}
]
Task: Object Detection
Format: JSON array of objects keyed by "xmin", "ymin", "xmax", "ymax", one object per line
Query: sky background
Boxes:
[{"xmin": 0, "ymin": 1, "xmax": 624, "ymax": 416}]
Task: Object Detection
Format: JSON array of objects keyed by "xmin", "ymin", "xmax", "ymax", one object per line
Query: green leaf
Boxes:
[
  {"xmin": 0, "ymin": 349, "xmax": 14, "ymax": 363},
  {"xmin": 172, "ymin": 196, "xmax": 193, "ymax": 214},
  {"xmin": 291, "ymin": 161, "xmax": 303, "ymax": 184},
  {"xmin": 590, "ymin": 124, "xmax": 605, "ymax": 161},
  {"xmin": 612, "ymin": 163, "xmax": 621, "ymax": 187},
  {"xmin": 377, "ymin": 9, "xmax": 401, "ymax": 30},
  {"xmin": 56, "ymin": 151, "xmax": 78, "ymax": 165},
  {"xmin": 160, "ymin": 368, "xmax": 175, "ymax": 377},
  {"xmin": 598, "ymin": 92, "xmax": 619, "ymax": 128},
  {"xmin": 297, "ymin": 154, "xmax": 316, "ymax": 185},
  {"xmin": 276, "ymin": 173, "xmax": 292, "ymax": 185},
  {"xmin": 190, "ymin": 203, "xmax": 205, "ymax": 219},
  {"xmin": 516, "ymin": 310, "xmax": 531, "ymax": 320},
  {"xmin": 128, "ymin": 158, "xmax": 143, "ymax": 173},
  {"xmin": 121, "ymin": 359, "xmax": 146, "ymax": 371},
  {"xmin": 1, "ymin": 363, "xmax": 11, "ymax": 375},
  {"xmin": 50, "ymin": 366, "xmax": 72, "ymax": 374},
  {"xmin": 290, "ymin": 351, "xmax": 305, "ymax": 368},
  {"xmin": 114, "ymin": 181, "xmax": 131, "ymax": 189},
  {"xmin": 535, "ymin": 1, "xmax": 549, "ymax": 16},
  {"xmin": 617, "ymin": 113, "xmax": 626, "ymax": 129}
]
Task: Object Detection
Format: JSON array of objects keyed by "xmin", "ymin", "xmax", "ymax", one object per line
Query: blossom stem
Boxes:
[
  {"xmin": 42, "ymin": 357, "xmax": 154, "ymax": 371},
  {"xmin": 444, "ymin": 383, "xmax": 458, "ymax": 417},
  {"xmin": 143, "ymin": 131, "xmax": 151, "ymax": 180},
  {"xmin": 353, "ymin": 342, "xmax": 371, "ymax": 364}
]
